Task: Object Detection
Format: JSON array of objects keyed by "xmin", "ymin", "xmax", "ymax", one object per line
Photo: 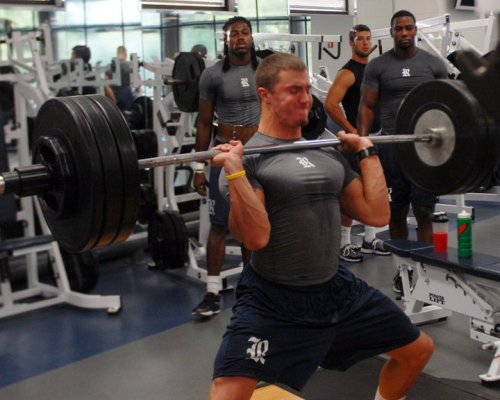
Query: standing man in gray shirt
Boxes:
[
  {"xmin": 357, "ymin": 10, "xmax": 448, "ymax": 294},
  {"xmin": 192, "ymin": 16, "xmax": 260, "ymax": 318}
]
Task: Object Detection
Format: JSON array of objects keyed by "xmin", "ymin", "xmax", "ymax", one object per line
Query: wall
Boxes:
[{"xmin": 309, "ymin": 0, "xmax": 498, "ymax": 77}]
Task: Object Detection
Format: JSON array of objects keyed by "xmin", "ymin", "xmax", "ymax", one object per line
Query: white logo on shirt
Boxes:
[
  {"xmin": 246, "ymin": 336, "xmax": 269, "ymax": 364},
  {"xmin": 402, "ymin": 68, "xmax": 411, "ymax": 77},
  {"xmin": 297, "ymin": 157, "xmax": 315, "ymax": 168},
  {"xmin": 241, "ymin": 77, "xmax": 250, "ymax": 87}
]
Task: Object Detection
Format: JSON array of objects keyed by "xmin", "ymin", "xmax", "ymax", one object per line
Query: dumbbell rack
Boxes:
[{"xmin": 0, "ymin": 39, "xmax": 121, "ymax": 318}]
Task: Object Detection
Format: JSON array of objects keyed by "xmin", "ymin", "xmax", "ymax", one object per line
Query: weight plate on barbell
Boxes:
[
  {"xmin": 89, "ymin": 95, "xmax": 141, "ymax": 245},
  {"xmin": 33, "ymin": 97, "xmax": 105, "ymax": 252},
  {"xmin": 68, "ymin": 96, "xmax": 124, "ymax": 247},
  {"xmin": 60, "ymin": 247, "xmax": 99, "ymax": 293},
  {"xmin": 396, "ymin": 79, "xmax": 495, "ymax": 195}
]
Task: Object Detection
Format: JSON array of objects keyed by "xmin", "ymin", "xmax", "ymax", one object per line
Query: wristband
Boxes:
[
  {"xmin": 357, "ymin": 146, "xmax": 378, "ymax": 162},
  {"xmin": 193, "ymin": 162, "xmax": 205, "ymax": 173},
  {"xmin": 226, "ymin": 170, "xmax": 246, "ymax": 181}
]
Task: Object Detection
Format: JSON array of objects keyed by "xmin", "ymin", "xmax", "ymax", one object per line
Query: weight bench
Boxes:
[
  {"xmin": 0, "ymin": 233, "xmax": 122, "ymax": 318},
  {"xmin": 385, "ymin": 239, "xmax": 500, "ymax": 383}
]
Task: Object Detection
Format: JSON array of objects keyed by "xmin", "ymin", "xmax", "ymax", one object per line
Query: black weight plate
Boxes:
[
  {"xmin": 396, "ymin": 80, "xmax": 493, "ymax": 195},
  {"xmin": 138, "ymin": 183, "xmax": 157, "ymax": 225},
  {"xmin": 66, "ymin": 96, "xmax": 124, "ymax": 247},
  {"xmin": 172, "ymin": 52, "xmax": 205, "ymax": 112},
  {"xmin": 148, "ymin": 210, "xmax": 188, "ymax": 270},
  {"xmin": 60, "ymin": 247, "xmax": 99, "ymax": 293},
  {"xmin": 33, "ymin": 97, "xmax": 105, "ymax": 253},
  {"xmin": 128, "ymin": 96, "xmax": 153, "ymax": 130},
  {"xmin": 131, "ymin": 129, "xmax": 158, "ymax": 159},
  {"xmin": 88, "ymin": 95, "xmax": 141, "ymax": 244},
  {"xmin": 302, "ymin": 95, "xmax": 327, "ymax": 140}
]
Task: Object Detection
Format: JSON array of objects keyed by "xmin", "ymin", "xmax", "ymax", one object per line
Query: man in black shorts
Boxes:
[
  {"xmin": 357, "ymin": 10, "xmax": 448, "ymax": 293},
  {"xmin": 208, "ymin": 52, "xmax": 434, "ymax": 400},
  {"xmin": 192, "ymin": 17, "xmax": 259, "ymax": 317},
  {"xmin": 324, "ymin": 24, "xmax": 390, "ymax": 263}
]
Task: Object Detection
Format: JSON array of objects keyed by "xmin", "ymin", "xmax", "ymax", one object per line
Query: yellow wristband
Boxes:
[{"xmin": 226, "ymin": 170, "xmax": 246, "ymax": 181}]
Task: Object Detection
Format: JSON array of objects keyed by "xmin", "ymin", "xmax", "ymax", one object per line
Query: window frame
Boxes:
[{"xmin": 289, "ymin": 0, "xmax": 348, "ymax": 15}]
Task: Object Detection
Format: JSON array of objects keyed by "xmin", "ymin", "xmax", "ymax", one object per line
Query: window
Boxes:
[
  {"xmin": 455, "ymin": 0, "xmax": 475, "ymax": 11},
  {"xmin": 289, "ymin": 0, "xmax": 347, "ymax": 14}
]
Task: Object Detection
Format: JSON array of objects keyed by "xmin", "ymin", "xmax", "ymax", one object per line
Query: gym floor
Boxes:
[{"xmin": 2, "ymin": 198, "xmax": 500, "ymax": 399}]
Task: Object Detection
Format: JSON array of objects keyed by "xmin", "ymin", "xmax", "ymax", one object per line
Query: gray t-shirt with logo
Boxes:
[
  {"xmin": 362, "ymin": 48, "xmax": 448, "ymax": 134},
  {"xmin": 199, "ymin": 59, "xmax": 260, "ymax": 126},
  {"xmin": 242, "ymin": 132, "xmax": 357, "ymax": 286}
]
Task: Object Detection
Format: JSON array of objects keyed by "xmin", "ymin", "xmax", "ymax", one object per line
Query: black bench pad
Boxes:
[
  {"xmin": 0, "ymin": 234, "xmax": 54, "ymax": 254},
  {"xmin": 411, "ymin": 247, "xmax": 500, "ymax": 281},
  {"xmin": 384, "ymin": 239, "xmax": 433, "ymax": 257},
  {"xmin": 384, "ymin": 239, "xmax": 500, "ymax": 281}
]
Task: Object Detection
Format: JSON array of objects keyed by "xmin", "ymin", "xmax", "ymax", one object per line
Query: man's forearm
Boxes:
[{"xmin": 356, "ymin": 105, "xmax": 374, "ymax": 137}]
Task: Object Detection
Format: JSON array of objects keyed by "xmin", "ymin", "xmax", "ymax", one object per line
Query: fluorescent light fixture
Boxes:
[
  {"xmin": 141, "ymin": 0, "xmax": 235, "ymax": 12},
  {"xmin": 289, "ymin": 0, "xmax": 347, "ymax": 14}
]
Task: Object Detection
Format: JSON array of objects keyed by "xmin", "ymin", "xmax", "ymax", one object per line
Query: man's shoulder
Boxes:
[{"xmin": 202, "ymin": 59, "xmax": 224, "ymax": 75}]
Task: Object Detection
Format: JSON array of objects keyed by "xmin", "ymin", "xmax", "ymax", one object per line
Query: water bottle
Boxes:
[
  {"xmin": 432, "ymin": 212, "xmax": 448, "ymax": 252},
  {"xmin": 457, "ymin": 210, "xmax": 472, "ymax": 258}
]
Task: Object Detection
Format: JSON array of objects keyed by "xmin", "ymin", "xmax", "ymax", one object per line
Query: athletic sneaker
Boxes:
[
  {"xmin": 361, "ymin": 238, "xmax": 391, "ymax": 255},
  {"xmin": 192, "ymin": 292, "xmax": 221, "ymax": 317},
  {"xmin": 339, "ymin": 244, "xmax": 363, "ymax": 263}
]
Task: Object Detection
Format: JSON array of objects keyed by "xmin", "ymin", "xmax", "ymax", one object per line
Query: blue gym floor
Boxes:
[{"xmin": 1, "ymin": 197, "xmax": 500, "ymax": 399}]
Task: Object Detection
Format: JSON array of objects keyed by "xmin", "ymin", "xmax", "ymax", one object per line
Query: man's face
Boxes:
[
  {"xmin": 264, "ymin": 69, "xmax": 312, "ymax": 129},
  {"xmin": 224, "ymin": 21, "xmax": 253, "ymax": 57},
  {"xmin": 351, "ymin": 30, "xmax": 372, "ymax": 58},
  {"xmin": 391, "ymin": 16, "xmax": 417, "ymax": 50}
]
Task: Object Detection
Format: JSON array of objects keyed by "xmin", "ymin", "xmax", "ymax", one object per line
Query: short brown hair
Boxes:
[
  {"xmin": 255, "ymin": 52, "xmax": 307, "ymax": 91},
  {"xmin": 349, "ymin": 24, "xmax": 370, "ymax": 42}
]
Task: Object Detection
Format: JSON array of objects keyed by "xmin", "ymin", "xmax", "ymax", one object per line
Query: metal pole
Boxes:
[{"xmin": 138, "ymin": 133, "xmax": 435, "ymax": 170}]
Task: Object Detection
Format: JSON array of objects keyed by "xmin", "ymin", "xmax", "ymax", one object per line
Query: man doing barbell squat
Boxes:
[{"xmin": 207, "ymin": 52, "xmax": 434, "ymax": 400}]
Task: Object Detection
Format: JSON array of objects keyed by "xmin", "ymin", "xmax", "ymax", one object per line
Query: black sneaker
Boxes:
[
  {"xmin": 192, "ymin": 292, "xmax": 221, "ymax": 317},
  {"xmin": 361, "ymin": 238, "xmax": 391, "ymax": 255},
  {"xmin": 339, "ymin": 244, "xmax": 363, "ymax": 263},
  {"xmin": 392, "ymin": 270, "xmax": 413, "ymax": 295}
]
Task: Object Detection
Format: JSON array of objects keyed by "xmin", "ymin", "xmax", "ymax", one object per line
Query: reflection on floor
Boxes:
[{"xmin": 1, "ymin": 200, "xmax": 500, "ymax": 399}]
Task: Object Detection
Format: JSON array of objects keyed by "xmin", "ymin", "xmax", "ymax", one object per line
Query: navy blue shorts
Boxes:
[
  {"xmin": 208, "ymin": 138, "xmax": 230, "ymax": 226},
  {"xmin": 208, "ymin": 165, "xmax": 229, "ymax": 226},
  {"xmin": 378, "ymin": 140, "xmax": 437, "ymax": 208},
  {"xmin": 213, "ymin": 265, "xmax": 420, "ymax": 390}
]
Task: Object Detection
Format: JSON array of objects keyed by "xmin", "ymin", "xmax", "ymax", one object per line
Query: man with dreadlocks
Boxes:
[{"xmin": 192, "ymin": 16, "xmax": 260, "ymax": 318}]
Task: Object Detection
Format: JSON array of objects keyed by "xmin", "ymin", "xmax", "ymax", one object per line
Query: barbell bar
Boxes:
[
  {"xmin": 137, "ymin": 132, "xmax": 437, "ymax": 169},
  {"xmin": 0, "ymin": 132, "xmax": 437, "ymax": 195},
  {"xmin": 0, "ymin": 78, "xmax": 498, "ymax": 254}
]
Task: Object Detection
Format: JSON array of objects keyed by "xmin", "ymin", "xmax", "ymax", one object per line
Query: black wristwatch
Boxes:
[{"xmin": 357, "ymin": 146, "xmax": 378, "ymax": 162}]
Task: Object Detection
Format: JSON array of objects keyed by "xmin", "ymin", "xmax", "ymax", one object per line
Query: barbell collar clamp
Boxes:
[{"xmin": 1, "ymin": 165, "xmax": 52, "ymax": 197}]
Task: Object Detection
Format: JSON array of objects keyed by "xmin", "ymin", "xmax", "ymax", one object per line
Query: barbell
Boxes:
[{"xmin": 0, "ymin": 78, "xmax": 498, "ymax": 254}]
